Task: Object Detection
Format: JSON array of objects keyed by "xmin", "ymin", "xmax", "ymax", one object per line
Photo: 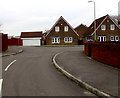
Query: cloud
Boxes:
[{"xmin": 0, "ymin": 0, "xmax": 119, "ymax": 36}]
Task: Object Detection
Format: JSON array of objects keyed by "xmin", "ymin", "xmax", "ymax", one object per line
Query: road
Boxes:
[{"xmin": 2, "ymin": 46, "xmax": 96, "ymax": 96}]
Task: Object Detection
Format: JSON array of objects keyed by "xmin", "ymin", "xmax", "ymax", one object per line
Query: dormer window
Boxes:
[
  {"xmin": 110, "ymin": 25, "xmax": 115, "ymax": 30},
  {"xmin": 64, "ymin": 26, "xmax": 68, "ymax": 32},
  {"xmin": 55, "ymin": 26, "xmax": 60, "ymax": 32},
  {"xmin": 101, "ymin": 25, "xmax": 106, "ymax": 30}
]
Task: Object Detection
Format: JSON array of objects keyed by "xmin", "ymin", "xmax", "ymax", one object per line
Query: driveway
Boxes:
[{"xmin": 2, "ymin": 46, "xmax": 96, "ymax": 96}]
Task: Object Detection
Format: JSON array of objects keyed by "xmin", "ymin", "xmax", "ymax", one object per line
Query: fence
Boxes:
[
  {"xmin": 84, "ymin": 42, "xmax": 120, "ymax": 68},
  {"xmin": 8, "ymin": 38, "xmax": 22, "ymax": 46}
]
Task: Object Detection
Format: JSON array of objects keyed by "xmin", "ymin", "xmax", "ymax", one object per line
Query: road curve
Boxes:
[{"xmin": 2, "ymin": 46, "xmax": 97, "ymax": 96}]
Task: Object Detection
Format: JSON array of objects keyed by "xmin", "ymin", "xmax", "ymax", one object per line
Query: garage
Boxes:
[
  {"xmin": 21, "ymin": 31, "xmax": 42, "ymax": 46},
  {"xmin": 22, "ymin": 38, "xmax": 41, "ymax": 46}
]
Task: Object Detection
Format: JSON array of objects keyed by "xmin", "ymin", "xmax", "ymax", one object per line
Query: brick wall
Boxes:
[
  {"xmin": 8, "ymin": 38, "xmax": 22, "ymax": 46},
  {"xmin": 0, "ymin": 34, "xmax": 8, "ymax": 51},
  {"xmin": 84, "ymin": 42, "xmax": 120, "ymax": 68}
]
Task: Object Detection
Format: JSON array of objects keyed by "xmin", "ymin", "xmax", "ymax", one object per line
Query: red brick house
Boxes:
[
  {"xmin": 21, "ymin": 31, "xmax": 42, "ymax": 46},
  {"xmin": 84, "ymin": 15, "xmax": 120, "ymax": 42},
  {"xmin": 74, "ymin": 24, "xmax": 88, "ymax": 44},
  {"xmin": 45, "ymin": 16, "xmax": 79, "ymax": 45}
]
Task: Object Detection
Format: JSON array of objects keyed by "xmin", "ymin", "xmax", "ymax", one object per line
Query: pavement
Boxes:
[
  {"xmin": 53, "ymin": 50, "xmax": 120, "ymax": 97},
  {"xmin": 2, "ymin": 46, "xmax": 23, "ymax": 57}
]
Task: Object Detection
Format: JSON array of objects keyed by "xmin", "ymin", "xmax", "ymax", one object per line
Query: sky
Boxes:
[{"xmin": 0, "ymin": 0, "xmax": 119, "ymax": 36}]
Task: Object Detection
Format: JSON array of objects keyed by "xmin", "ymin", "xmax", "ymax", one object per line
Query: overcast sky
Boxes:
[{"xmin": 0, "ymin": 0, "xmax": 119, "ymax": 36}]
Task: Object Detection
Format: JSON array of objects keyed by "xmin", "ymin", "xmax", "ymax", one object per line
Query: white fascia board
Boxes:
[{"xmin": 21, "ymin": 37, "xmax": 42, "ymax": 40}]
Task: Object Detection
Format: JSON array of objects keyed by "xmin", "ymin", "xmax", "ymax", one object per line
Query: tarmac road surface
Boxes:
[{"xmin": 2, "ymin": 46, "xmax": 96, "ymax": 96}]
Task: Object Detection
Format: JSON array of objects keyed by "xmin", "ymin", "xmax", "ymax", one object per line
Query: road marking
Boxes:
[
  {"xmin": 5, "ymin": 60, "xmax": 16, "ymax": 72},
  {"xmin": 0, "ymin": 79, "xmax": 3, "ymax": 97},
  {"xmin": 84, "ymin": 91, "xmax": 93, "ymax": 95}
]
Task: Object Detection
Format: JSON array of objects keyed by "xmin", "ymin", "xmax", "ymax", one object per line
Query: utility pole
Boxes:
[{"xmin": 88, "ymin": 0, "xmax": 96, "ymax": 41}]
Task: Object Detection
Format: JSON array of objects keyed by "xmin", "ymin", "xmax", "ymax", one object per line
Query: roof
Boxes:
[
  {"xmin": 74, "ymin": 24, "xmax": 88, "ymax": 37},
  {"xmin": 21, "ymin": 31, "xmax": 43, "ymax": 38},
  {"xmin": 84, "ymin": 15, "xmax": 120, "ymax": 36},
  {"xmin": 46, "ymin": 16, "xmax": 79, "ymax": 37},
  {"xmin": 74, "ymin": 24, "xmax": 88, "ymax": 30},
  {"xmin": 84, "ymin": 15, "xmax": 108, "ymax": 36}
]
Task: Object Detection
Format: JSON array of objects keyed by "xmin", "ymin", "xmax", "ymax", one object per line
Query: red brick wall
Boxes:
[
  {"xmin": 84, "ymin": 42, "xmax": 120, "ymax": 68},
  {"xmin": 0, "ymin": 34, "xmax": 8, "ymax": 51},
  {"xmin": 84, "ymin": 42, "xmax": 92, "ymax": 57},
  {"xmin": 8, "ymin": 38, "xmax": 22, "ymax": 46}
]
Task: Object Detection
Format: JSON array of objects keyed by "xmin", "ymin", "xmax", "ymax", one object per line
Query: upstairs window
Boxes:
[
  {"xmin": 64, "ymin": 26, "xmax": 68, "ymax": 32},
  {"xmin": 101, "ymin": 25, "xmax": 106, "ymax": 30},
  {"xmin": 55, "ymin": 26, "xmax": 60, "ymax": 32},
  {"xmin": 110, "ymin": 25, "xmax": 115, "ymax": 30}
]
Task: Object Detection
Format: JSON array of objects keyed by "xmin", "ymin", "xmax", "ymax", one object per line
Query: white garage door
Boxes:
[{"xmin": 23, "ymin": 39, "xmax": 41, "ymax": 46}]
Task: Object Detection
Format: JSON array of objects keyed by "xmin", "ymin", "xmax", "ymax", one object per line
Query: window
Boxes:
[
  {"xmin": 98, "ymin": 36, "xmax": 106, "ymax": 42},
  {"xmin": 110, "ymin": 25, "xmax": 115, "ymax": 30},
  {"xmin": 52, "ymin": 37, "xmax": 60, "ymax": 43},
  {"xmin": 110, "ymin": 36, "xmax": 114, "ymax": 41},
  {"xmin": 64, "ymin": 26, "xmax": 68, "ymax": 32},
  {"xmin": 55, "ymin": 26, "xmax": 60, "ymax": 32},
  {"xmin": 101, "ymin": 25, "xmax": 106, "ymax": 30},
  {"xmin": 115, "ymin": 36, "xmax": 119, "ymax": 41},
  {"xmin": 64, "ymin": 37, "xmax": 73, "ymax": 43},
  {"xmin": 64, "ymin": 37, "xmax": 68, "ymax": 42},
  {"xmin": 107, "ymin": 20, "xmax": 109, "ymax": 22},
  {"xmin": 110, "ymin": 36, "xmax": 119, "ymax": 41}
]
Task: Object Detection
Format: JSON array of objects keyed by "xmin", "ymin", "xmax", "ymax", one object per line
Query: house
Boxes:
[
  {"xmin": 74, "ymin": 24, "xmax": 88, "ymax": 40},
  {"xmin": 74, "ymin": 24, "xmax": 88, "ymax": 44},
  {"xmin": 84, "ymin": 15, "xmax": 120, "ymax": 42},
  {"xmin": 20, "ymin": 31, "xmax": 42, "ymax": 46},
  {"xmin": 45, "ymin": 16, "xmax": 79, "ymax": 45}
]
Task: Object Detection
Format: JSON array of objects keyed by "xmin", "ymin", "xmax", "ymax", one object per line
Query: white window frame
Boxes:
[
  {"xmin": 110, "ymin": 36, "xmax": 119, "ymax": 41},
  {"xmin": 55, "ymin": 26, "xmax": 60, "ymax": 32},
  {"xmin": 64, "ymin": 37, "xmax": 73, "ymax": 43},
  {"xmin": 110, "ymin": 25, "xmax": 115, "ymax": 30},
  {"xmin": 101, "ymin": 25, "xmax": 106, "ymax": 30},
  {"xmin": 110, "ymin": 36, "xmax": 115, "ymax": 41},
  {"xmin": 64, "ymin": 26, "xmax": 68, "ymax": 32},
  {"xmin": 52, "ymin": 37, "xmax": 60, "ymax": 43},
  {"xmin": 115, "ymin": 36, "xmax": 119, "ymax": 41},
  {"xmin": 98, "ymin": 36, "xmax": 106, "ymax": 42}
]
